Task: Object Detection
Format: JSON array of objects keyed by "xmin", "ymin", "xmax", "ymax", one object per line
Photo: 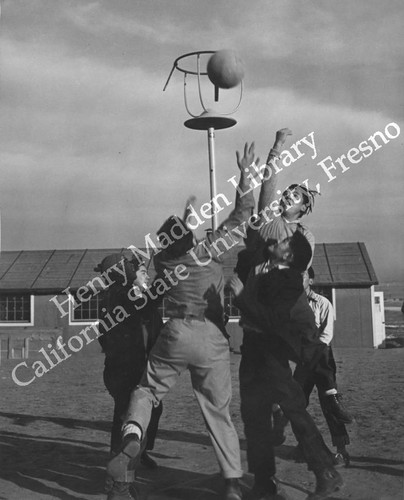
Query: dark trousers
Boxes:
[
  {"xmin": 293, "ymin": 345, "xmax": 349, "ymax": 448},
  {"xmin": 239, "ymin": 331, "xmax": 334, "ymax": 476},
  {"xmin": 104, "ymin": 364, "xmax": 163, "ymax": 454}
]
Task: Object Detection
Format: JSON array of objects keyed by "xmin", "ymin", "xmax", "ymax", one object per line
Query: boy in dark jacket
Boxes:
[
  {"xmin": 96, "ymin": 254, "xmax": 163, "ymax": 498},
  {"xmin": 229, "ymin": 232, "xmax": 343, "ymax": 500}
]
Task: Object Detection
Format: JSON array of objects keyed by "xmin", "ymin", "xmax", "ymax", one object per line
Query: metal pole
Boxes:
[{"xmin": 207, "ymin": 127, "xmax": 218, "ymax": 232}]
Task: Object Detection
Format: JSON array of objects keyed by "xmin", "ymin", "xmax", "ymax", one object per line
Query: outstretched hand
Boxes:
[
  {"xmin": 183, "ymin": 195, "xmax": 197, "ymax": 227},
  {"xmin": 236, "ymin": 142, "xmax": 260, "ymax": 173},
  {"xmin": 228, "ymin": 275, "xmax": 244, "ymax": 297},
  {"xmin": 184, "ymin": 195, "xmax": 197, "ymax": 208},
  {"xmin": 274, "ymin": 128, "xmax": 292, "ymax": 149}
]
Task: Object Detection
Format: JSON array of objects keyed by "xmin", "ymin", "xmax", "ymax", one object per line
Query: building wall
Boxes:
[
  {"xmin": 227, "ymin": 288, "xmax": 376, "ymax": 350},
  {"xmin": 333, "ymin": 288, "xmax": 374, "ymax": 348},
  {"xmin": 227, "ymin": 320, "xmax": 243, "ymax": 352},
  {"xmin": 0, "ymin": 294, "xmax": 102, "ymax": 360},
  {"xmin": 0, "ymin": 287, "xmax": 377, "ymax": 360}
]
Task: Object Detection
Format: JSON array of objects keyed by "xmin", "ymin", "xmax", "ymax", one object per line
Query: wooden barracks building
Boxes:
[{"xmin": 0, "ymin": 242, "xmax": 385, "ymax": 366}]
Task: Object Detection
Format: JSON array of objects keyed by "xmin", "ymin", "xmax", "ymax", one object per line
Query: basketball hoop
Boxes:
[{"xmin": 163, "ymin": 50, "xmax": 244, "ymax": 231}]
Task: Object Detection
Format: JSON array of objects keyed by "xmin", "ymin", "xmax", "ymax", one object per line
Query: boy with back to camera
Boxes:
[{"xmin": 106, "ymin": 137, "xmax": 271, "ymax": 500}]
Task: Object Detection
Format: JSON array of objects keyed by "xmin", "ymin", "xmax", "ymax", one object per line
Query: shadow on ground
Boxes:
[
  {"xmin": 1, "ymin": 412, "xmax": 403, "ymax": 499},
  {"xmin": 0, "ymin": 429, "xmax": 108, "ymax": 499}
]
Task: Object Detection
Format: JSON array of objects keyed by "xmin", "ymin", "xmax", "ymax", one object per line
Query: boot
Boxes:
[
  {"xmin": 224, "ymin": 478, "xmax": 243, "ymax": 500},
  {"xmin": 333, "ymin": 447, "xmax": 350, "ymax": 468},
  {"xmin": 322, "ymin": 394, "xmax": 353, "ymax": 424},
  {"xmin": 307, "ymin": 468, "xmax": 343, "ymax": 500},
  {"xmin": 107, "ymin": 434, "xmax": 141, "ymax": 482},
  {"xmin": 250, "ymin": 475, "xmax": 287, "ymax": 500},
  {"xmin": 107, "ymin": 481, "xmax": 138, "ymax": 500}
]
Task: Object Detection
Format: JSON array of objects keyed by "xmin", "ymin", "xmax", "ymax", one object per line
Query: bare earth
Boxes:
[{"xmin": 0, "ymin": 339, "xmax": 403, "ymax": 500}]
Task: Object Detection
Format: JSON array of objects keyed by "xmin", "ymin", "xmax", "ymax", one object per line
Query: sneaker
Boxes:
[
  {"xmin": 107, "ymin": 434, "xmax": 141, "ymax": 482},
  {"xmin": 307, "ymin": 468, "xmax": 343, "ymax": 500},
  {"xmin": 323, "ymin": 394, "xmax": 353, "ymax": 424},
  {"xmin": 107, "ymin": 481, "xmax": 138, "ymax": 500},
  {"xmin": 272, "ymin": 408, "xmax": 289, "ymax": 446},
  {"xmin": 224, "ymin": 478, "xmax": 243, "ymax": 500},
  {"xmin": 333, "ymin": 450, "xmax": 350, "ymax": 468},
  {"xmin": 140, "ymin": 451, "xmax": 158, "ymax": 469}
]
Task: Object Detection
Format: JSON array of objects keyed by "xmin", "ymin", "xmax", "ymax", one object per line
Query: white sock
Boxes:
[{"xmin": 122, "ymin": 423, "xmax": 142, "ymax": 440}]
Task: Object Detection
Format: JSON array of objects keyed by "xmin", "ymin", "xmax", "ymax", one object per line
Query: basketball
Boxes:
[{"xmin": 207, "ymin": 49, "xmax": 245, "ymax": 89}]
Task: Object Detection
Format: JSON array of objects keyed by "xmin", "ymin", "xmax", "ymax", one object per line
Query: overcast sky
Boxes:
[{"xmin": 0, "ymin": 0, "xmax": 403, "ymax": 282}]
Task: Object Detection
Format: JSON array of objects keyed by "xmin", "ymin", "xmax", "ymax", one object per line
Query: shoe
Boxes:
[
  {"xmin": 140, "ymin": 451, "xmax": 158, "ymax": 469},
  {"xmin": 107, "ymin": 481, "xmax": 138, "ymax": 500},
  {"xmin": 322, "ymin": 394, "xmax": 353, "ymax": 424},
  {"xmin": 250, "ymin": 476, "xmax": 287, "ymax": 500},
  {"xmin": 333, "ymin": 450, "xmax": 350, "ymax": 468},
  {"xmin": 272, "ymin": 408, "xmax": 289, "ymax": 446},
  {"xmin": 307, "ymin": 468, "xmax": 343, "ymax": 500},
  {"xmin": 224, "ymin": 478, "xmax": 243, "ymax": 500},
  {"xmin": 107, "ymin": 434, "xmax": 141, "ymax": 482}
]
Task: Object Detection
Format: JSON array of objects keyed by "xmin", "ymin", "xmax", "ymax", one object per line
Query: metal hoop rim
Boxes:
[{"xmin": 172, "ymin": 50, "xmax": 216, "ymax": 76}]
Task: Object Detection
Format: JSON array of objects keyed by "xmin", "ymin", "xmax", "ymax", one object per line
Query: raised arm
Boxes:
[
  {"xmin": 189, "ymin": 142, "xmax": 258, "ymax": 262},
  {"xmin": 258, "ymin": 128, "xmax": 292, "ymax": 214},
  {"xmin": 209, "ymin": 142, "xmax": 258, "ymax": 239},
  {"xmin": 183, "ymin": 195, "xmax": 197, "ymax": 230}
]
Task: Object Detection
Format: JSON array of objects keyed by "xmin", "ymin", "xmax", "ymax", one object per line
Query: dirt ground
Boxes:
[{"xmin": 0, "ymin": 319, "xmax": 403, "ymax": 500}]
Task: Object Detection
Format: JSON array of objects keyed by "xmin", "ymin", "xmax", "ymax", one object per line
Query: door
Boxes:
[{"xmin": 373, "ymin": 291, "xmax": 386, "ymax": 348}]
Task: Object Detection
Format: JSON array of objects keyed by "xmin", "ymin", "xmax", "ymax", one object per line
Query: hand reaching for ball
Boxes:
[{"xmin": 274, "ymin": 128, "xmax": 293, "ymax": 149}]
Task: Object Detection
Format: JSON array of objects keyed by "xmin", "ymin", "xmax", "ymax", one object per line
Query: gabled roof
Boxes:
[
  {"xmin": 0, "ymin": 242, "xmax": 377, "ymax": 294},
  {"xmin": 309, "ymin": 242, "xmax": 378, "ymax": 287}
]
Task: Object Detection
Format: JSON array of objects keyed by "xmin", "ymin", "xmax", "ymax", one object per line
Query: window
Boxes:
[
  {"xmin": 0, "ymin": 295, "xmax": 33, "ymax": 324},
  {"xmin": 70, "ymin": 293, "xmax": 103, "ymax": 323}
]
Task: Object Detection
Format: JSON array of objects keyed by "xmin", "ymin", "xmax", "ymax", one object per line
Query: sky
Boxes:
[{"xmin": 0, "ymin": 0, "xmax": 403, "ymax": 283}]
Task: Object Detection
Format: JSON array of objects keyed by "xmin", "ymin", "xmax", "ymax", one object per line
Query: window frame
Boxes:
[
  {"xmin": 68, "ymin": 292, "xmax": 102, "ymax": 325},
  {"xmin": 0, "ymin": 294, "xmax": 34, "ymax": 326}
]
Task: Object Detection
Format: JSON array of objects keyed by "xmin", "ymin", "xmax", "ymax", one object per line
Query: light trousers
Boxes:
[{"xmin": 125, "ymin": 317, "xmax": 243, "ymax": 479}]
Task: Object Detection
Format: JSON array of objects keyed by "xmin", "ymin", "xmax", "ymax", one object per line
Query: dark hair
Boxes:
[
  {"xmin": 282, "ymin": 184, "xmax": 320, "ymax": 215},
  {"xmin": 289, "ymin": 231, "xmax": 312, "ymax": 271},
  {"xmin": 308, "ymin": 266, "xmax": 315, "ymax": 280},
  {"xmin": 94, "ymin": 254, "xmax": 143, "ymax": 286}
]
